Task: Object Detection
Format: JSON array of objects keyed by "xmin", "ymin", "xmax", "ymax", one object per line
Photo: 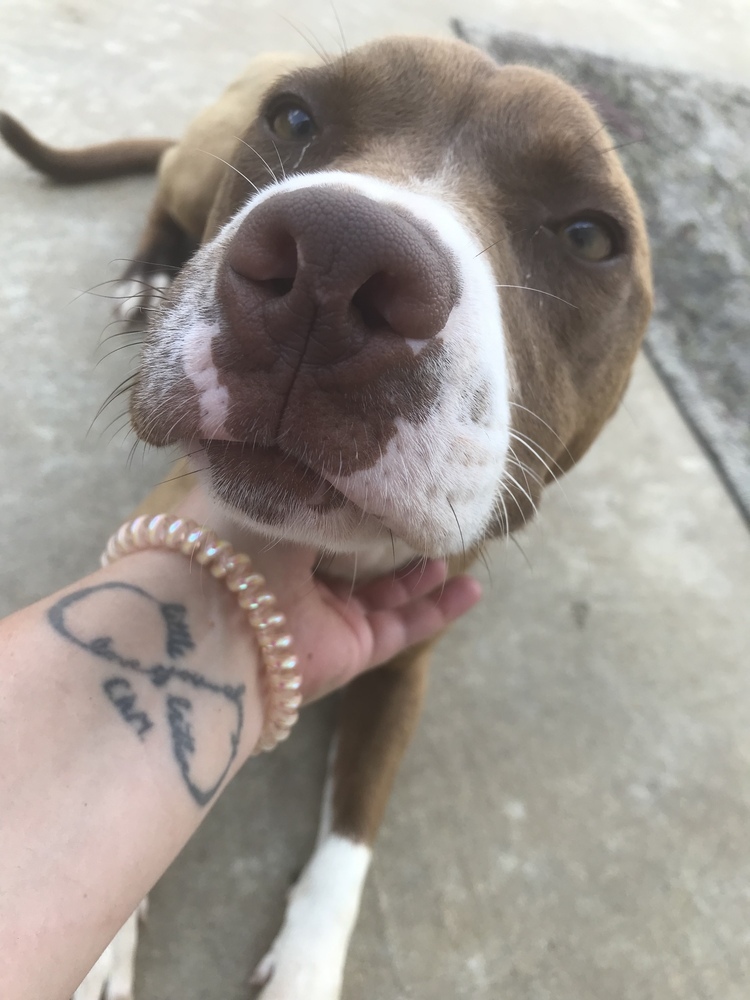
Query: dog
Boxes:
[{"xmin": 0, "ymin": 35, "xmax": 652, "ymax": 1000}]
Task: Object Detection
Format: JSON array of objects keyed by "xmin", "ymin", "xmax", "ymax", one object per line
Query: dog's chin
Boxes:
[
  {"xmin": 199, "ymin": 440, "xmax": 349, "ymax": 524},
  {"xmin": 191, "ymin": 439, "xmax": 405, "ymax": 556},
  {"xmin": 192, "ymin": 440, "xmax": 465, "ymax": 560}
]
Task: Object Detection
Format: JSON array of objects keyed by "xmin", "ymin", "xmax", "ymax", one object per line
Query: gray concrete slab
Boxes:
[{"xmin": 1, "ymin": 2, "xmax": 749, "ymax": 999}]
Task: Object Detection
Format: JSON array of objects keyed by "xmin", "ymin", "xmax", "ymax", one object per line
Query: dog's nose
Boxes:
[{"xmin": 219, "ymin": 186, "xmax": 459, "ymax": 365}]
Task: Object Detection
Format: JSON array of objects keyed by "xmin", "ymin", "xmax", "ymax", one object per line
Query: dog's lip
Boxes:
[{"xmin": 198, "ymin": 438, "xmax": 345, "ymax": 509}]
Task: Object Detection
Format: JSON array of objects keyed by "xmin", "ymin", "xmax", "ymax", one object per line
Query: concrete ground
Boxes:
[{"xmin": 1, "ymin": 2, "xmax": 749, "ymax": 998}]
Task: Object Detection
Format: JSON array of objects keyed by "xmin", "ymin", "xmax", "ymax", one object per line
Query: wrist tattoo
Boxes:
[{"xmin": 48, "ymin": 582, "xmax": 245, "ymax": 807}]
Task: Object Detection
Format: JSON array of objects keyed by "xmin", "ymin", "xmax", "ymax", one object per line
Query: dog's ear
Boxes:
[{"xmin": 158, "ymin": 52, "xmax": 320, "ymax": 244}]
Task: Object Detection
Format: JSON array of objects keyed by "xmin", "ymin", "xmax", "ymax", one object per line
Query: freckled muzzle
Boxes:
[{"xmin": 217, "ymin": 185, "xmax": 459, "ymax": 366}]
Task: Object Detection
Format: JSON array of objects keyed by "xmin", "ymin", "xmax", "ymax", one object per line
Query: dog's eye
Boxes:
[
  {"xmin": 560, "ymin": 219, "xmax": 618, "ymax": 262},
  {"xmin": 269, "ymin": 104, "xmax": 316, "ymax": 142}
]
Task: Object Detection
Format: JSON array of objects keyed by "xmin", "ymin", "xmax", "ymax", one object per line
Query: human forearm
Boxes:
[{"xmin": 0, "ymin": 550, "xmax": 262, "ymax": 1000}]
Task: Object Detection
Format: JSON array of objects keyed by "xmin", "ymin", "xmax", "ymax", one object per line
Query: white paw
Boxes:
[
  {"xmin": 251, "ymin": 926, "xmax": 346, "ymax": 1000},
  {"xmin": 115, "ymin": 270, "xmax": 172, "ymax": 323},
  {"xmin": 250, "ymin": 836, "xmax": 371, "ymax": 1000},
  {"xmin": 73, "ymin": 899, "xmax": 148, "ymax": 1000}
]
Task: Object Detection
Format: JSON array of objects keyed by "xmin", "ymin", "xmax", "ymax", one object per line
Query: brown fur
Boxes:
[{"xmin": 333, "ymin": 641, "xmax": 433, "ymax": 841}]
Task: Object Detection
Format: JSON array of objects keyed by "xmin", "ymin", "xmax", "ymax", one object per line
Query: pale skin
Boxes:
[{"xmin": 0, "ymin": 487, "xmax": 481, "ymax": 1000}]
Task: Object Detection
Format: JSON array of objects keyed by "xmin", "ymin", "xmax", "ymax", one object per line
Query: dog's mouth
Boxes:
[{"xmin": 198, "ymin": 439, "xmax": 350, "ymax": 522}]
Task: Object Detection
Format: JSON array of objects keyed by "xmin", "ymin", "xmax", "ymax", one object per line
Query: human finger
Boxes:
[{"xmin": 364, "ymin": 574, "xmax": 482, "ymax": 669}]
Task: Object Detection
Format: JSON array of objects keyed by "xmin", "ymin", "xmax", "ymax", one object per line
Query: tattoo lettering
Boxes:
[
  {"xmin": 48, "ymin": 582, "xmax": 244, "ymax": 807},
  {"xmin": 102, "ymin": 676, "xmax": 154, "ymax": 738},
  {"xmin": 160, "ymin": 603, "xmax": 195, "ymax": 659}
]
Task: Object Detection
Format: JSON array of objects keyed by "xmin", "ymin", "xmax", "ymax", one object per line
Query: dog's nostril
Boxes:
[
  {"xmin": 352, "ymin": 273, "xmax": 392, "ymax": 332},
  {"xmin": 262, "ymin": 276, "xmax": 295, "ymax": 298},
  {"xmin": 228, "ymin": 227, "xmax": 298, "ymax": 292},
  {"xmin": 351, "ymin": 270, "xmax": 440, "ymax": 339}
]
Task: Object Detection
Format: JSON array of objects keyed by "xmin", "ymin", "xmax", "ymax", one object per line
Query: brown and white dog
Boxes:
[{"xmin": 1, "ymin": 36, "xmax": 652, "ymax": 1000}]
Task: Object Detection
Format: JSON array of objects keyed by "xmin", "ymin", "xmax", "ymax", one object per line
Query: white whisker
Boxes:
[
  {"xmin": 195, "ymin": 148, "xmax": 261, "ymax": 194},
  {"xmin": 234, "ymin": 136, "xmax": 280, "ymax": 184},
  {"xmin": 496, "ymin": 284, "xmax": 579, "ymax": 309}
]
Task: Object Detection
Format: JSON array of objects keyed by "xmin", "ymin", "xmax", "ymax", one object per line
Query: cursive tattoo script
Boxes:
[{"xmin": 102, "ymin": 676, "xmax": 154, "ymax": 738}]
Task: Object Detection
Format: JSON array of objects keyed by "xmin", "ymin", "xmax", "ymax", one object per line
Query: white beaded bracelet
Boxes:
[{"xmin": 101, "ymin": 513, "xmax": 302, "ymax": 754}]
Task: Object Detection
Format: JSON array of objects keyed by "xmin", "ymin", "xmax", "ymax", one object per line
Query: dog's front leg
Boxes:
[
  {"xmin": 115, "ymin": 197, "xmax": 196, "ymax": 322},
  {"xmin": 252, "ymin": 641, "xmax": 434, "ymax": 1000}
]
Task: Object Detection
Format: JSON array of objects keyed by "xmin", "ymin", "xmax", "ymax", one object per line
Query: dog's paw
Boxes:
[
  {"xmin": 250, "ymin": 835, "xmax": 371, "ymax": 1000},
  {"xmin": 114, "ymin": 268, "xmax": 172, "ymax": 324},
  {"xmin": 73, "ymin": 899, "xmax": 147, "ymax": 1000},
  {"xmin": 250, "ymin": 925, "xmax": 347, "ymax": 1000}
]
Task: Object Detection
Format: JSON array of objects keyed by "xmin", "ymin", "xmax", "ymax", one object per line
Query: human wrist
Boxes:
[
  {"xmin": 102, "ymin": 514, "xmax": 304, "ymax": 754},
  {"xmin": 88, "ymin": 548, "xmax": 265, "ymax": 781}
]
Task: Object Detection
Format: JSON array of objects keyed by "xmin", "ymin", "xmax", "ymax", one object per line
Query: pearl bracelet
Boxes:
[{"xmin": 101, "ymin": 514, "xmax": 302, "ymax": 754}]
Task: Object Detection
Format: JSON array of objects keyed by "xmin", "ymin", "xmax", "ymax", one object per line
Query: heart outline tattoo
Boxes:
[{"xmin": 48, "ymin": 582, "xmax": 245, "ymax": 806}]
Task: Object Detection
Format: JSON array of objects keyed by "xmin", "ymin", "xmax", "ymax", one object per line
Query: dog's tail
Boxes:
[{"xmin": 0, "ymin": 111, "xmax": 175, "ymax": 182}]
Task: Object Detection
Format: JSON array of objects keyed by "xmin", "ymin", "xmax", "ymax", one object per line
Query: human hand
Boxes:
[{"xmin": 176, "ymin": 486, "xmax": 482, "ymax": 703}]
